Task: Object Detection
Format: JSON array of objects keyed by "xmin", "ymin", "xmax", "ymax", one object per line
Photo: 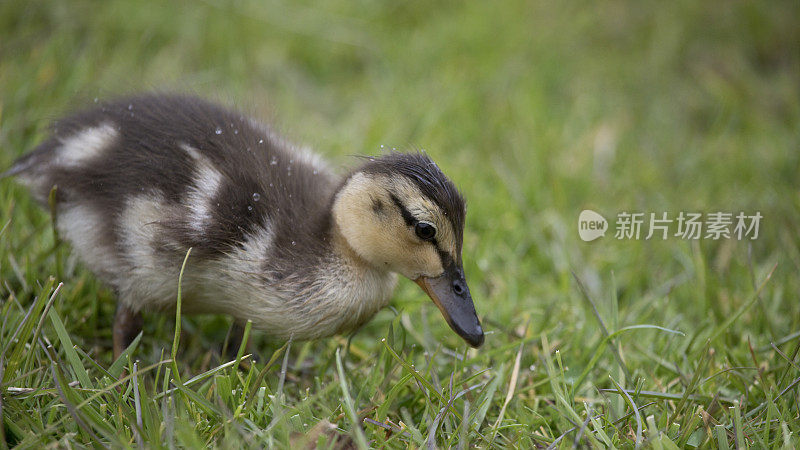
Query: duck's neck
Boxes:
[
  {"xmin": 328, "ymin": 221, "xmax": 370, "ymax": 272},
  {"xmin": 309, "ymin": 217, "xmax": 397, "ymax": 335}
]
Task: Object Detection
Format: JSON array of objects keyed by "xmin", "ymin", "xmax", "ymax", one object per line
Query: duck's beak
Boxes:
[{"xmin": 415, "ymin": 264, "xmax": 484, "ymax": 348}]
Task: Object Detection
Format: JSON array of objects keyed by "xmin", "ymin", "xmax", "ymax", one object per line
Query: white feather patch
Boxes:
[
  {"xmin": 56, "ymin": 122, "xmax": 118, "ymax": 167},
  {"xmin": 294, "ymin": 145, "xmax": 329, "ymax": 174},
  {"xmin": 116, "ymin": 194, "xmax": 181, "ymax": 310},
  {"xmin": 181, "ymin": 143, "xmax": 223, "ymax": 234},
  {"xmin": 57, "ymin": 204, "xmax": 123, "ymax": 282}
]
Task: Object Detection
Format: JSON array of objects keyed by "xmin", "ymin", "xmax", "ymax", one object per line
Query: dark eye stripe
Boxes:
[
  {"xmin": 390, "ymin": 193, "xmax": 445, "ymax": 250},
  {"xmin": 389, "ymin": 194, "xmax": 417, "ymax": 227}
]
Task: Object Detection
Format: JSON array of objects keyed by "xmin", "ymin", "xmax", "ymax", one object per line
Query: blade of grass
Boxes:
[
  {"xmin": 573, "ymin": 271, "xmax": 632, "ymax": 382},
  {"xmin": 757, "ymin": 331, "xmax": 800, "ymax": 351},
  {"xmin": 0, "ymin": 218, "xmax": 10, "ymax": 238},
  {"xmin": 457, "ymin": 400, "xmax": 470, "ymax": 450},
  {"xmin": 381, "ymin": 337, "xmax": 460, "ymax": 418},
  {"xmin": 586, "ymin": 403, "xmax": 613, "ymax": 447},
  {"xmin": 265, "ymin": 338, "xmax": 293, "ymax": 434},
  {"xmin": 466, "ymin": 372, "xmax": 502, "ymax": 447},
  {"xmin": 677, "ymin": 405, "xmax": 703, "ymax": 447},
  {"xmin": 541, "ymin": 335, "xmax": 581, "ymax": 425},
  {"xmin": 0, "ymin": 353, "xmax": 5, "ymax": 449},
  {"xmin": 669, "ymin": 341, "xmax": 712, "ymax": 424},
  {"xmin": 716, "ymin": 424, "xmax": 729, "ymax": 450},
  {"xmin": 276, "ymin": 337, "xmax": 292, "ymax": 402},
  {"xmin": 609, "ymin": 375, "xmax": 642, "ymax": 447},
  {"xmin": 2, "ymin": 278, "xmax": 54, "ymax": 382},
  {"xmin": 773, "ymin": 340, "xmax": 800, "ymax": 382},
  {"xmin": 573, "ymin": 325, "xmax": 684, "ymax": 398},
  {"xmin": 3, "ymin": 358, "xmax": 172, "ymax": 445},
  {"xmin": 375, "ymin": 373, "xmax": 413, "ymax": 422},
  {"xmin": 48, "ymin": 306, "xmax": 93, "ymax": 389},
  {"xmin": 647, "ymin": 415, "xmax": 662, "ymax": 450},
  {"xmin": 490, "ymin": 342, "xmax": 522, "ymax": 444},
  {"xmin": 233, "ymin": 320, "xmax": 252, "ymax": 372},
  {"xmin": 572, "ymin": 411, "xmax": 592, "ymax": 448},
  {"xmin": 243, "ymin": 340, "xmax": 289, "ymax": 413},
  {"xmin": 170, "ymin": 248, "xmax": 192, "ymax": 386},
  {"xmin": 335, "ymin": 347, "xmax": 368, "ymax": 450},
  {"xmin": 50, "ymin": 364, "xmax": 105, "ymax": 446},
  {"xmin": 132, "ymin": 360, "xmax": 143, "ymax": 449},
  {"xmin": 45, "ymin": 344, "xmax": 119, "ymax": 447},
  {"xmin": 599, "ymin": 388, "xmax": 737, "ymax": 405},
  {"xmin": 706, "ymin": 263, "xmax": 777, "ymax": 345},
  {"xmin": 426, "ymin": 374, "xmax": 449, "ymax": 450},
  {"xmin": 109, "ymin": 332, "xmax": 143, "ymax": 379},
  {"xmin": 73, "ymin": 345, "xmax": 113, "ymax": 380},
  {"xmin": 23, "ymin": 282, "xmax": 62, "ymax": 375},
  {"xmin": 173, "ymin": 381, "xmax": 222, "ymax": 420}
]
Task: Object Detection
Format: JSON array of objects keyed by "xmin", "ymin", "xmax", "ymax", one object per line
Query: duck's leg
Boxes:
[{"xmin": 113, "ymin": 303, "xmax": 143, "ymax": 360}]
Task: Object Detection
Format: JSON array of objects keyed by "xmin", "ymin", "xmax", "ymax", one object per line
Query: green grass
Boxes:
[{"xmin": 1, "ymin": 0, "xmax": 799, "ymax": 447}]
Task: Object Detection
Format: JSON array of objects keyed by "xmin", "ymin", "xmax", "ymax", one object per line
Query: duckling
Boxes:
[{"xmin": 4, "ymin": 94, "xmax": 484, "ymax": 357}]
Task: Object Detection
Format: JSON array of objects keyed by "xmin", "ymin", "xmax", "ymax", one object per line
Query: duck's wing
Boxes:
[{"xmin": 7, "ymin": 94, "xmax": 339, "ymax": 260}]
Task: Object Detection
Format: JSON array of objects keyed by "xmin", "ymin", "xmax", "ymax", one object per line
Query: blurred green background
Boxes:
[{"xmin": 1, "ymin": 0, "xmax": 798, "ymax": 447}]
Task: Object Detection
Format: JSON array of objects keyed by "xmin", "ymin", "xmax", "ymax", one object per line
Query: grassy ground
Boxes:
[{"xmin": 1, "ymin": 0, "xmax": 799, "ymax": 448}]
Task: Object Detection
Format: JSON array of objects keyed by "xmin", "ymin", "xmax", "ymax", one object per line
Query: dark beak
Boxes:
[{"xmin": 414, "ymin": 263, "xmax": 484, "ymax": 348}]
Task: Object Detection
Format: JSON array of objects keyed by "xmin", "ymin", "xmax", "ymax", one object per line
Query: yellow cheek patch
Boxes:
[
  {"xmin": 392, "ymin": 178, "xmax": 459, "ymax": 263},
  {"xmin": 332, "ymin": 171, "xmax": 464, "ymax": 279}
]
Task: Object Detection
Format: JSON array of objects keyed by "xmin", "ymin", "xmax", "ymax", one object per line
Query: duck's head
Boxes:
[{"xmin": 332, "ymin": 152, "xmax": 484, "ymax": 347}]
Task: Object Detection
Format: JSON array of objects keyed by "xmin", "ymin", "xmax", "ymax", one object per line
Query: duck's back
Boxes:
[{"xmin": 8, "ymin": 95, "xmax": 338, "ymax": 306}]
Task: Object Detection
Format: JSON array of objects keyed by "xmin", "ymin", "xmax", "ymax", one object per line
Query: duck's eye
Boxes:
[{"xmin": 415, "ymin": 221, "xmax": 436, "ymax": 240}]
